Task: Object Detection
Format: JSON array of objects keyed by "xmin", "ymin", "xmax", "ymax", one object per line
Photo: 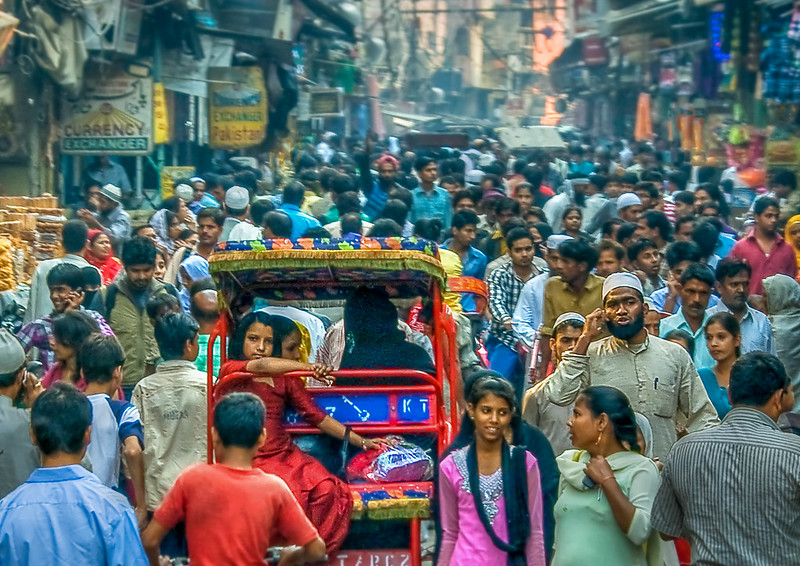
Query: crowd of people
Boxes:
[{"xmin": 2, "ymin": 133, "xmax": 800, "ymax": 565}]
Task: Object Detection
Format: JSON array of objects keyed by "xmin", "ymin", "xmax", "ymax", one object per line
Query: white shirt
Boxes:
[
  {"xmin": 86, "ymin": 394, "xmax": 140, "ymax": 488},
  {"xmin": 226, "ymin": 221, "xmax": 263, "ymax": 241}
]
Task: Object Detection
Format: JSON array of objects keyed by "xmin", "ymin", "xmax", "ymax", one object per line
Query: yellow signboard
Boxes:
[
  {"xmin": 153, "ymin": 82, "xmax": 170, "ymax": 145},
  {"xmin": 208, "ymin": 67, "xmax": 268, "ymax": 149},
  {"xmin": 160, "ymin": 166, "xmax": 195, "ymax": 199}
]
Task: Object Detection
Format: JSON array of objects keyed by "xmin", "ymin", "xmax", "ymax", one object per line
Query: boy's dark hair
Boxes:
[
  {"xmin": 615, "ymin": 222, "xmax": 639, "ymax": 245},
  {"xmin": 388, "ymin": 186, "xmax": 413, "ymax": 210},
  {"xmin": 640, "ymin": 210, "xmax": 672, "ymax": 241},
  {"xmin": 505, "ymin": 226, "xmax": 533, "ymax": 249},
  {"xmin": 380, "ymin": 199, "xmax": 409, "ymax": 226},
  {"xmin": 621, "ymin": 173, "xmax": 639, "ymax": 185},
  {"xmin": 672, "ymin": 190, "xmax": 694, "ymax": 206},
  {"xmin": 521, "ymin": 165, "xmax": 543, "ymax": 189},
  {"xmin": 753, "ymin": 196, "xmax": 779, "ymax": 216},
  {"xmin": 336, "ymin": 191, "xmax": 362, "ymax": 215},
  {"xmin": 668, "ymin": 171, "xmax": 688, "ymax": 192},
  {"xmin": 635, "ymin": 181, "xmax": 659, "ymax": 199},
  {"xmin": 664, "ymin": 241, "xmax": 702, "ymax": 269},
  {"xmin": 730, "ymin": 352, "xmax": 791, "ymax": 407},
  {"xmin": 214, "ymin": 392, "xmax": 267, "ymax": 448},
  {"xmin": 263, "ymin": 211, "xmax": 293, "ymax": 238},
  {"xmin": 46, "ymin": 263, "xmax": 84, "ymax": 291},
  {"xmin": 715, "ymin": 256, "xmax": 752, "ymax": 283},
  {"xmin": 597, "ymin": 239, "xmax": 625, "ymax": 261},
  {"xmin": 664, "ymin": 329, "xmax": 695, "ymax": 359},
  {"xmin": 78, "ymin": 334, "xmax": 125, "ymax": 384},
  {"xmin": 627, "ymin": 238, "xmax": 657, "ymax": 263},
  {"xmin": 340, "ymin": 212, "xmax": 362, "ymax": 236},
  {"xmin": 249, "ymin": 199, "xmax": 275, "ymax": 226},
  {"xmin": 601, "ymin": 217, "xmax": 624, "ymax": 238},
  {"xmin": 155, "ymin": 312, "xmax": 199, "ymax": 361},
  {"xmin": 146, "ymin": 293, "xmax": 179, "ymax": 321},
  {"xmin": 679, "ymin": 262, "xmax": 715, "ymax": 288},
  {"xmin": 494, "ymin": 197, "xmax": 521, "ymax": 217},
  {"xmin": 121, "ymin": 236, "xmax": 157, "ymax": 268},
  {"xmin": 178, "ymin": 228, "xmax": 196, "ymax": 241},
  {"xmin": 414, "ymin": 156, "xmax": 436, "ymax": 173},
  {"xmin": 368, "ymin": 219, "xmax": 403, "ymax": 237},
  {"xmin": 301, "ymin": 226, "xmax": 331, "ymax": 238},
  {"xmin": 414, "ymin": 218, "xmax": 443, "ymax": 241},
  {"xmin": 78, "ymin": 334, "xmax": 125, "ymax": 383},
  {"xmin": 32, "ymin": 383, "xmax": 93, "ymax": 456},
  {"xmin": 62, "ymin": 220, "xmax": 90, "ymax": 254},
  {"xmin": 197, "ymin": 207, "xmax": 225, "ymax": 227},
  {"xmin": 452, "ymin": 210, "xmax": 480, "ymax": 230},
  {"xmin": 691, "ymin": 220, "xmax": 720, "ymax": 259},
  {"xmin": 772, "ymin": 168, "xmax": 797, "ymax": 191},
  {"xmin": 451, "ymin": 189, "xmax": 474, "ymax": 209},
  {"xmin": 282, "ymin": 181, "xmax": 306, "ymax": 206},
  {"xmin": 588, "ymin": 174, "xmax": 607, "ymax": 191},
  {"xmin": 559, "ymin": 238, "xmax": 599, "ymax": 271}
]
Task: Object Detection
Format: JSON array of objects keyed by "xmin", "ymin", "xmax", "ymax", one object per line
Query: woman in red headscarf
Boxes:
[{"xmin": 85, "ymin": 229, "xmax": 123, "ymax": 285}]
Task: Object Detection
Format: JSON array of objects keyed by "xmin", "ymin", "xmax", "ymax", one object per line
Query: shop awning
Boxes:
[
  {"xmin": 495, "ymin": 126, "xmax": 565, "ymax": 150},
  {"xmin": 382, "ymin": 110, "xmax": 439, "ymax": 128},
  {"xmin": 299, "ymin": 0, "xmax": 357, "ymax": 42},
  {"xmin": 598, "ymin": 0, "xmax": 680, "ymax": 36}
]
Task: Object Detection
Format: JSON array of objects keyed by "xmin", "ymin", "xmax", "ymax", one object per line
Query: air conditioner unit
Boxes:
[{"xmin": 84, "ymin": 1, "xmax": 143, "ymax": 56}]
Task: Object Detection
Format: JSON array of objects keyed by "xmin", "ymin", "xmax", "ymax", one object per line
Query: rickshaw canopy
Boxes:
[{"xmin": 209, "ymin": 237, "xmax": 446, "ymax": 303}]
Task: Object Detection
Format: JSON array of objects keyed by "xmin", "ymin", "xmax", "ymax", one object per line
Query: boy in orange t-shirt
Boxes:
[{"xmin": 141, "ymin": 392, "xmax": 326, "ymax": 566}]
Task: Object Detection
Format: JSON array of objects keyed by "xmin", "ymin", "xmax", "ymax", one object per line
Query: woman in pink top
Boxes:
[
  {"xmin": 438, "ymin": 375, "xmax": 546, "ymax": 566},
  {"xmin": 42, "ymin": 310, "xmax": 99, "ymax": 391}
]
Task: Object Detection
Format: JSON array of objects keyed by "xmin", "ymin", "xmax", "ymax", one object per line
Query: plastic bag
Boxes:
[{"xmin": 366, "ymin": 436, "xmax": 433, "ymax": 483}]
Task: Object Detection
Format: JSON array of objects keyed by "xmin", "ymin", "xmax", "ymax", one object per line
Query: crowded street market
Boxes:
[{"xmin": 1, "ymin": 0, "xmax": 800, "ymax": 565}]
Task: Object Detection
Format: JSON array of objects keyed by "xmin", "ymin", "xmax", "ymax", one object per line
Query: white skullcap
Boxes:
[
  {"xmin": 616, "ymin": 192, "xmax": 642, "ymax": 210},
  {"xmin": 570, "ymin": 177, "xmax": 590, "ymax": 185},
  {"xmin": 554, "ymin": 311, "xmax": 586, "ymax": 330},
  {"xmin": 602, "ymin": 271, "xmax": 644, "ymax": 298},
  {"xmin": 225, "ymin": 185, "xmax": 250, "ymax": 210},
  {"xmin": 546, "ymin": 234, "xmax": 573, "ymax": 250},
  {"xmin": 0, "ymin": 329, "xmax": 25, "ymax": 374},
  {"xmin": 174, "ymin": 183, "xmax": 194, "ymax": 202}
]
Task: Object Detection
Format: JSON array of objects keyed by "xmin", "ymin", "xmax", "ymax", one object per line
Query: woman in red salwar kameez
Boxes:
[{"xmin": 215, "ymin": 312, "xmax": 386, "ymax": 555}]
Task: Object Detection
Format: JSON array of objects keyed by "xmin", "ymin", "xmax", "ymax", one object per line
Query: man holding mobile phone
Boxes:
[
  {"xmin": 0, "ymin": 330, "xmax": 43, "ymax": 498},
  {"xmin": 544, "ymin": 272, "xmax": 719, "ymax": 460},
  {"xmin": 16, "ymin": 264, "xmax": 113, "ymax": 373}
]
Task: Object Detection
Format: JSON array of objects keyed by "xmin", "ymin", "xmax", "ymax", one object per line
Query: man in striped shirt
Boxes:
[{"xmin": 652, "ymin": 352, "xmax": 800, "ymax": 565}]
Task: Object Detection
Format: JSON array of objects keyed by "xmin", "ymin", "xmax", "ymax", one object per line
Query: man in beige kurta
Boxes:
[{"xmin": 545, "ymin": 272, "xmax": 719, "ymax": 460}]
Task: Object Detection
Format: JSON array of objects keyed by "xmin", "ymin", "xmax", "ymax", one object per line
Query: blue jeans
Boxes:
[{"xmin": 486, "ymin": 336, "xmax": 524, "ymax": 400}]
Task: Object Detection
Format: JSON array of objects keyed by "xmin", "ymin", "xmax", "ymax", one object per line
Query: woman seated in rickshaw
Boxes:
[{"xmin": 215, "ymin": 312, "xmax": 388, "ymax": 554}]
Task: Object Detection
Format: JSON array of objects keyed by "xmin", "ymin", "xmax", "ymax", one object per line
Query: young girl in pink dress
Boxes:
[{"xmin": 438, "ymin": 375, "xmax": 546, "ymax": 565}]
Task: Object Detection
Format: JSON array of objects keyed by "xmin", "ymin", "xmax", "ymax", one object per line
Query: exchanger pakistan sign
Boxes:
[
  {"xmin": 208, "ymin": 66, "xmax": 268, "ymax": 149},
  {"xmin": 61, "ymin": 67, "xmax": 153, "ymax": 155}
]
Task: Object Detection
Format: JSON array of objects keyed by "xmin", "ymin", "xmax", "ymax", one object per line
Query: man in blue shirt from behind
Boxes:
[
  {"xmin": 279, "ymin": 180, "xmax": 322, "ymax": 239},
  {"xmin": 0, "ymin": 383, "xmax": 148, "ymax": 566}
]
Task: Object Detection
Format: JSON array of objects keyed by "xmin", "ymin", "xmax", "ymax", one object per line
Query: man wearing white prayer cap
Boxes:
[
  {"xmin": 544, "ymin": 270, "xmax": 719, "ymax": 460},
  {"xmin": 616, "ymin": 192, "xmax": 643, "ymax": 222},
  {"xmin": 523, "ymin": 312, "xmax": 586, "ymax": 455}
]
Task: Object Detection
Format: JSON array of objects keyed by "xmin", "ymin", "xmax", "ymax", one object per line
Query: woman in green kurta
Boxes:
[{"xmin": 552, "ymin": 386, "xmax": 661, "ymax": 566}]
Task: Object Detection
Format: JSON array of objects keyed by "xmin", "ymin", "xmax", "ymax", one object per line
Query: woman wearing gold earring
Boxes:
[{"xmin": 551, "ymin": 386, "xmax": 661, "ymax": 565}]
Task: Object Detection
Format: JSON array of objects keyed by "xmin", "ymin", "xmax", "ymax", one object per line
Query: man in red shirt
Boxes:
[
  {"xmin": 730, "ymin": 196, "xmax": 797, "ymax": 295},
  {"xmin": 141, "ymin": 392, "xmax": 326, "ymax": 566}
]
